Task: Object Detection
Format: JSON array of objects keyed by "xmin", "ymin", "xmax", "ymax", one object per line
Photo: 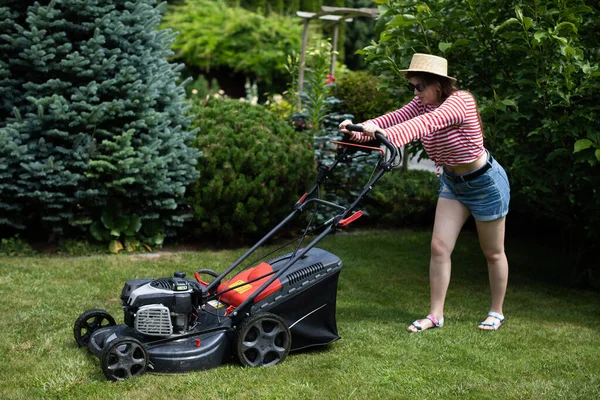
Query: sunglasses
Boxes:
[{"xmin": 406, "ymin": 82, "xmax": 427, "ymax": 92}]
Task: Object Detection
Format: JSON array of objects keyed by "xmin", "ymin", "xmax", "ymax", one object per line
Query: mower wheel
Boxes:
[
  {"xmin": 73, "ymin": 309, "xmax": 116, "ymax": 347},
  {"xmin": 100, "ymin": 337, "xmax": 149, "ymax": 381},
  {"xmin": 235, "ymin": 312, "xmax": 291, "ymax": 367}
]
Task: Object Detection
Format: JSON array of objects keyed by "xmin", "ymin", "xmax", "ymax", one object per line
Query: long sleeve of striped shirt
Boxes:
[
  {"xmin": 354, "ymin": 94, "xmax": 466, "ymax": 146},
  {"xmin": 382, "ymin": 93, "xmax": 467, "ymax": 148},
  {"xmin": 351, "ymin": 91, "xmax": 484, "ymax": 166},
  {"xmin": 367, "ymin": 97, "xmax": 421, "ymax": 129}
]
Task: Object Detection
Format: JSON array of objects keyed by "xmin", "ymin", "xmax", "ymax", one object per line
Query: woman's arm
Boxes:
[
  {"xmin": 381, "ymin": 93, "xmax": 468, "ymax": 148},
  {"xmin": 349, "ymin": 97, "xmax": 421, "ymax": 142},
  {"xmin": 367, "ymin": 96, "xmax": 421, "ymax": 128}
]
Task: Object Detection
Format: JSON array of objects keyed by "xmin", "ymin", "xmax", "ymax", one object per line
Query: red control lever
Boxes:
[{"xmin": 339, "ymin": 211, "xmax": 363, "ymax": 227}]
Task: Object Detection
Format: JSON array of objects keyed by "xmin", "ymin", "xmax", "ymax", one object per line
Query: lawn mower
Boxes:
[{"xmin": 73, "ymin": 127, "xmax": 398, "ymax": 381}]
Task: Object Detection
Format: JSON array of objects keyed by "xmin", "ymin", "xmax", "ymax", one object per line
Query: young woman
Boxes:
[{"xmin": 339, "ymin": 53, "xmax": 510, "ymax": 332}]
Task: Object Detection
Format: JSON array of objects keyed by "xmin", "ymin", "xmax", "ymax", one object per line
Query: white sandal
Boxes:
[{"xmin": 478, "ymin": 311, "xmax": 505, "ymax": 331}]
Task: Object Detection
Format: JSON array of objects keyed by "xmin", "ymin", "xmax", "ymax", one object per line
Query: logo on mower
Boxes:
[{"xmin": 229, "ymin": 280, "xmax": 252, "ymax": 294}]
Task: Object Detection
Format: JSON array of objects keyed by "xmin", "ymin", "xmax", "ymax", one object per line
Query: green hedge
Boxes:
[{"xmin": 188, "ymin": 97, "xmax": 316, "ymax": 240}]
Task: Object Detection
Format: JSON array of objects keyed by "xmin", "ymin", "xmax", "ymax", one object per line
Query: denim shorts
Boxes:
[{"xmin": 439, "ymin": 153, "xmax": 510, "ymax": 221}]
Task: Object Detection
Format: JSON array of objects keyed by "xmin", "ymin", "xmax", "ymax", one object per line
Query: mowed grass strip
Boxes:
[{"xmin": 0, "ymin": 231, "xmax": 598, "ymax": 400}]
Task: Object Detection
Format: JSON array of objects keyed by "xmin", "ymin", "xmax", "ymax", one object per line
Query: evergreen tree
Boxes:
[
  {"xmin": 0, "ymin": 2, "xmax": 29, "ymax": 228},
  {"xmin": 0, "ymin": 0, "xmax": 200, "ymax": 241},
  {"xmin": 0, "ymin": 2, "xmax": 30, "ymax": 125}
]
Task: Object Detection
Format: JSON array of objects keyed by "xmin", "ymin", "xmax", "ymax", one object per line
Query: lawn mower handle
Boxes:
[
  {"xmin": 346, "ymin": 124, "xmax": 398, "ymax": 168},
  {"xmin": 206, "ymin": 123, "xmax": 399, "ymax": 298}
]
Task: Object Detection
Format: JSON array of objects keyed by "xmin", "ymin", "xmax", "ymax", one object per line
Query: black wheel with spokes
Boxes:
[
  {"xmin": 235, "ymin": 312, "xmax": 291, "ymax": 367},
  {"xmin": 73, "ymin": 309, "xmax": 116, "ymax": 347},
  {"xmin": 100, "ymin": 337, "xmax": 149, "ymax": 381}
]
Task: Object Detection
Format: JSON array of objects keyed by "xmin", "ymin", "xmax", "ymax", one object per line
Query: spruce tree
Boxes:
[{"xmin": 0, "ymin": 0, "xmax": 199, "ymax": 241}]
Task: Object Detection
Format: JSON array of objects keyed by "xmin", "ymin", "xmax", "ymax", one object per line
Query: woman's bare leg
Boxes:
[
  {"xmin": 475, "ymin": 217, "xmax": 508, "ymax": 330},
  {"xmin": 408, "ymin": 198, "xmax": 470, "ymax": 332}
]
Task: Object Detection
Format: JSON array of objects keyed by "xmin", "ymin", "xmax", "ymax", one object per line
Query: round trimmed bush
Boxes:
[{"xmin": 188, "ymin": 97, "xmax": 316, "ymax": 240}]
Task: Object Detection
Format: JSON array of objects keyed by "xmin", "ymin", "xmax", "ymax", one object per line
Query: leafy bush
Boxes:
[
  {"xmin": 188, "ymin": 97, "xmax": 316, "ymax": 240},
  {"xmin": 364, "ymin": 169, "xmax": 438, "ymax": 227},
  {"xmin": 343, "ymin": 0, "xmax": 378, "ymax": 70},
  {"xmin": 362, "ymin": 0, "xmax": 600, "ymax": 286},
  {"xmin": 56, "ymin": 240, "xmax": 106, "ymax": 256},
  {"xmin": 162, "ymin": 0, "xmax": 302, "ymax": 88},
  {"xmin": 89, "ymin": 207, "xmax": 164, "ymax": 254},
  {"xmin": 333, "ymin": 70, "xmax": 397, "ymax": 122},
  {"xmin": 0, "ymin": 235, "xmax": 36, "ymax": 256},
  {"xmin": 267, "ymin": 94, "xmax": 293, "ymax": 119}
]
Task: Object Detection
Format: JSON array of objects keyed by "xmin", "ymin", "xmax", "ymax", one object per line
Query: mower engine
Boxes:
[{"xmin": 119, "ymin": 272, "xmax": 207, "ymax": 336}]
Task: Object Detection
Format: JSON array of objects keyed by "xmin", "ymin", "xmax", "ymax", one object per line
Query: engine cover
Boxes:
[
  {"xmin": 120, "ymin": 275, "xmax": 206, "ymax": 335},
  {"xmin": 124, "ymin": 277, "xmax": 199, "ymax": 312},
  {"xmin": 135, "ymin": 304, "xmax": 173, "ymax": 336}
]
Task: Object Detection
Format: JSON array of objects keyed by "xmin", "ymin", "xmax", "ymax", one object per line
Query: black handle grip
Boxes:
[
  {"xmin": 375, "ymin": 133, "xmax": 398, "ymax": 164},
  {"xmin": 346, "ymin": 124, "xmax": 364, "ymax": 132},
  {"xmin": 343, "ymin": 124, "xmax": 399, "ymax": 168}
]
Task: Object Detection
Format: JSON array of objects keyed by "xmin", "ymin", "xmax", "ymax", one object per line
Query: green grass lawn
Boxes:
[{"xmin": 0, "ymin": 230, "xmax": 598, "ymax": 399}]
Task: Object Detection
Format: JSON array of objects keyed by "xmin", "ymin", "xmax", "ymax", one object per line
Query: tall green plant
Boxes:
[
  {"xmin": 304, "ymin": 40, "xmax": 336, "ymax": 139},
  {"xmin": 362, "ymin": 0, "xmax": 600, "ymax": 285}
]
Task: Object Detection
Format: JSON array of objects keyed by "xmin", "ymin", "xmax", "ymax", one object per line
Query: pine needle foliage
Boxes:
[{"xmin": 0, "ymin": 0, "xmax": 200, "ymax": 241}]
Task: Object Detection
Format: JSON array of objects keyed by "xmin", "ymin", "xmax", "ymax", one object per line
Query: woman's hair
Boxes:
[{"xmin": 406, "ymin": 71, "xmax": 458, "ymax": 99}]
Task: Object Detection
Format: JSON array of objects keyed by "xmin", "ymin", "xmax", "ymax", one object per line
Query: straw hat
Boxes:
[{"xmin": 400, "ymin": 53, "xmax": 456, "ymax": 81}]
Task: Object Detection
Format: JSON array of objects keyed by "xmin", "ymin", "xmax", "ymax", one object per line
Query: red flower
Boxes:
[{"xmin": 326, "ymin": 74, "xmax": 336, "ymax": 84}]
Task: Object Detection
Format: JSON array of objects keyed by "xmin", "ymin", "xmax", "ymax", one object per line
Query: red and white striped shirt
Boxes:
[{"xmin": 355, "ymin": 90, "xmax": 485, "ymax": 167}]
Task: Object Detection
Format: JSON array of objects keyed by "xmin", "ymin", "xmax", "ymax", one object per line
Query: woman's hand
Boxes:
[
  {"xmin": 339, "ymin": 119, "xmax": 362, "ymax": 141},
  {"xmin": 338, "ymin": 119, "xmax": 353, "ymax": 135},
  {"xmin": 362, "ymin": 122, "xmax": 387, "ymax": 138}
]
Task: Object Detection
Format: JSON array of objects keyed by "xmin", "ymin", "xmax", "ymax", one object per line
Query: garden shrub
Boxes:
[
  {"xmin": 188, "ymin": 97, "xmax": 316, "ymax": 241},
  {"xmin": 56, "ymin": 240, "xmax": 106, "ymax": 256},
  {"xmin": 364, "ymin": 169, "xmax": 438, "ymax": 227},
  {"xmin": 333, "ymin": 70, "xmax": 397, "ymax": 123},
  {"xmin": 162, "ymin": 0, "xmax": 302, "ymax": 92},
  {"xmin": 0, "ymin": 235, "xmax": 36, "ymax": 256}
]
